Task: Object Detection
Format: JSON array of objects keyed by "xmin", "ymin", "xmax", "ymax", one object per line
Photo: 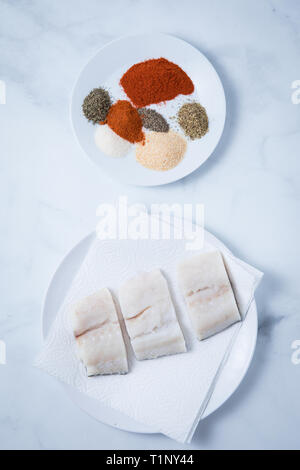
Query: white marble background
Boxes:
[{"xmin": 0, "ymin": 0, "xmax": 299, "ymax": 450}]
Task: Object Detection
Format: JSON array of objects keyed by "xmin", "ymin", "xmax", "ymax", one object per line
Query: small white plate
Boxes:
[
  {"xmin": 71, "ymin": 33, "xmax": 226, "ymax": 186},
  {"xmin": 42, "ymin": 232, "xmax": 257, "ymax": 434}
]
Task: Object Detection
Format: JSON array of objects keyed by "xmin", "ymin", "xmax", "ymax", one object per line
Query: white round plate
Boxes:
[
  {"xmin": 71, "ymin": 33, "xmax": 226, "ymax": 186},
  {"xmin": 42, "ymin": 231, "xmax": 257, "ymax": 434}
]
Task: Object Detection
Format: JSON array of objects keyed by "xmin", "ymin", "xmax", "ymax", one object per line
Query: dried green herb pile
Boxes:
[{"xmin": 82, "ymin": 87, "xmax": 112, "ymax": 124}]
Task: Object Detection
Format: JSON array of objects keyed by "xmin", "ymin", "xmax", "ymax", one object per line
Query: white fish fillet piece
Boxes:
[
  {"xmin": 177, "ymin": 251, "xmax": 241, "ymax": 340},
  {"xmin": 119, "ymin": 269, "xmax": 186, "ymax": 360},
  {"xmin": 70, "ymin": 288, "xmax": 128, "ymax": 376}
]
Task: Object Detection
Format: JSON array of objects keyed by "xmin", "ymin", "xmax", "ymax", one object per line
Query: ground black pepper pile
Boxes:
[
  {"xmin": 82, "ymin": 87, "xmax": 112, "ymax": 124},
  {"xmin": 138, "ymin": 108, "xmax": 169, "ymax": 133},
  {"xmin": 177, "ymin": 102, "xmax": 208, "ymax": 140}
]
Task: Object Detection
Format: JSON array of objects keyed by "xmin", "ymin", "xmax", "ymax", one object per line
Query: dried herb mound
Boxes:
[
  {"xmin": 178, "ymin": 102, "xmax": 209, "ymax": 140},
  {"xmin": 138, "ymin": 108, "xmax": 169, "ymax": 133},
  {"xmin": 82, "ymin": 87, "xmax": 112, "ymax": 124}
]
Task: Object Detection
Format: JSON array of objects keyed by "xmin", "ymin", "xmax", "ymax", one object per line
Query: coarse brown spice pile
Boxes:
[
  {"xmin": 82, "ymin": 87, "xmax": 112, "ymax": 124},
  {"xmin": 138, "ymin": 108, "xmax": 169, "ymax": 133},
  {"xmin": 177, "ymin": 102, "xmax": 209, "ymax": 140}
]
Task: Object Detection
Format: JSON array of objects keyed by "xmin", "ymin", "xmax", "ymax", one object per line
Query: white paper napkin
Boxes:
[{"xmin": 35, "ymin": 217, "xmax": 263, "ymax": 443}]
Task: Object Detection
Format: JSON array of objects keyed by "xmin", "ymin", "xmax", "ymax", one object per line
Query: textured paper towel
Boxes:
[{"xmin": 35, "ymin": 217, "xmax": 263, "ymax": 443}]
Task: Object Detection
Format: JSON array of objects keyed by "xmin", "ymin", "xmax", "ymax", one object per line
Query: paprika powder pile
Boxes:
[
  {"xmin": 105, "ymin": 100, "xmax": 144, "ymax": 143},
  {"xmin": 120, "ymin": 58, "xmax": 194, "ymax": 107}
]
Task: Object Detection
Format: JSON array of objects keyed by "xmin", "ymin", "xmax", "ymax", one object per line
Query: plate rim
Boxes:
[
  {"xmin": 70, "ymin": 32, "xmax": 226, "ymax": 187},
  {"xmin": 41, "ymin": 230, "xmax": 257, "ymax": 435}
]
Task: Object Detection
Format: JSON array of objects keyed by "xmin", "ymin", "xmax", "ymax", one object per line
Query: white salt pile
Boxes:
[{"xmin": 94, "ymin": 125, "xmax": 132, "ymax": 157}]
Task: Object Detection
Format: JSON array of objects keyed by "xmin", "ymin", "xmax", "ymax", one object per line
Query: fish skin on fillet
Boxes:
[
  {"xmin": 70, "ymin": 288, "xmax": 128, "ymax": 376},
  {"xmin": 119, "ymin": 269, "xmax": 186, "ymax": 360},
  {"xmin": 177, "ymin": 251, "xmax": 241, "ymax": 341}
]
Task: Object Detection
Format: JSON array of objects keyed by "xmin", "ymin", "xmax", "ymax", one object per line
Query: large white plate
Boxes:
[
  {"xmin": 71, "ymin": 33, "xmax": 226, "ymax": 186},
  {"xmin": 42, "ymin": 231, "xmax": 257, "ymax": 434}
]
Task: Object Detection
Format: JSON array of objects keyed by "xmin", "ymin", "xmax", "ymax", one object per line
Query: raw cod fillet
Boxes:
[
  {"xmin": 119, "ymin": 269, "xmax": 186, "ymax": 360},
  {"xmin": 177, "ymin": 251, "xmax": 241, "ymax": 340},
  {"xmin": 70, "ymin": 288, "xmax": 128, "ymax": 376}
]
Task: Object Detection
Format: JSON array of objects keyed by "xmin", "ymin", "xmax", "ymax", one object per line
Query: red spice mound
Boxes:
[
  {"xmin": 120, "ymin": 58, "xmax": 194, "ymax": 107},
  {"xmin": 106, "ymin": 100, "xmax": 144, "ymax": 143}
]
